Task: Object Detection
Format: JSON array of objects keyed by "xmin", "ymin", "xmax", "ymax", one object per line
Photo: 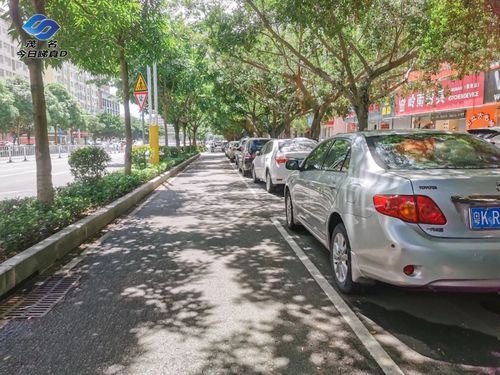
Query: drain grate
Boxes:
[{"xmin": 0, "ymin": 275, "xmax": 80, "ymax": 320}]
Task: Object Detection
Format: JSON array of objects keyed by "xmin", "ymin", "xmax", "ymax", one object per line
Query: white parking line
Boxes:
[
  {"xmin": 271, "ymin": 218, "xmax": 404, "ymax": 375},
  {"xmin": 228, "ymin": 159, "xmax": 260, "ymax": 199}
]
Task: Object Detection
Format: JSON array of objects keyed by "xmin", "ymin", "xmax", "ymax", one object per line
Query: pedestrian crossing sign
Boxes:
[{"xmin": 134, "ymin": 73, "xmax": 148, "ymax": 92}]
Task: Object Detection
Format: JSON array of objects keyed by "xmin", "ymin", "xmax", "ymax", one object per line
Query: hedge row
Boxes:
[{"xmin": 0, "ymin": 151, "xmax": 197, "ymax": 260}]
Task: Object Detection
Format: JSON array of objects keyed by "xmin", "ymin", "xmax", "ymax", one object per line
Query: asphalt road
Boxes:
[
  {"xmin": 0, "ymin": 153, "xmax": 125, "ymax": 200},
  {"xmin": 0, "ymin": 153, "xmax": 498, "ymax": 375}
]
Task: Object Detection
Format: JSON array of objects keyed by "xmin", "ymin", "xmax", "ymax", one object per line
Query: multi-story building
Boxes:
[
  {"xmin": 44, "ymin": 65, "xmax": 120, "ymax": 117},
  {"xmin": 0, "ymin": 20, "xmax": 29, "ymax": 80}
]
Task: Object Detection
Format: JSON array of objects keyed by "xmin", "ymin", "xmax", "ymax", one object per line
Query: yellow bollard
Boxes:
[{"xmin": 149, "ymin": 124, "xmax": 160, "ymax": 164}]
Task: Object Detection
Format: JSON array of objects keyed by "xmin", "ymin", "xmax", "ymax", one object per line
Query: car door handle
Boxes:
[{"xmin": 330, "ymin": 183, "xmax": 337, "ymax": 189}]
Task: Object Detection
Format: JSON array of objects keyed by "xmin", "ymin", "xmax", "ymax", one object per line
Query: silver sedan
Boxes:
[{"xmin": 284, "ymin": 131, "xmax": 500, "ymax": 293}]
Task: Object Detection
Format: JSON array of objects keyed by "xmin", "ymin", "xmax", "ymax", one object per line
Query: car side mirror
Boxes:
[
  {"xmin": 256, "ymin": 151, "xmax": 261, "ymax": 156},
  {"xmin": 285, "ymin": 159, "xmax": 300, "ymax": 171}
]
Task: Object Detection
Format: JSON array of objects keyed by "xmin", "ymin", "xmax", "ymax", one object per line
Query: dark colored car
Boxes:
[{"xmin": 237, "ymin": 138, "xmax": 271, "ymax": 176}]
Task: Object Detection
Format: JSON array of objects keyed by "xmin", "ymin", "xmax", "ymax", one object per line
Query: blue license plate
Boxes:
[{"xmin": 469, "ymin": 207, "xmax": 500, "ymax": 230}]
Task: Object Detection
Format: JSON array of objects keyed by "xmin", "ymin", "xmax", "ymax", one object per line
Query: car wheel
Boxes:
[
  {"xmin": 265, "ymin": 171, "xmax": 276, "ymax": 193},
  {"xmin": 252, "ymin": 166, "xmax": 259, "ymax": 183},
  {"xmin": 330, "ymin": 223, "xmax": 359, "ymax": 294},
  {"xmin": 285, "ymin": 190, "xmax": 299, "ymax": 230}
]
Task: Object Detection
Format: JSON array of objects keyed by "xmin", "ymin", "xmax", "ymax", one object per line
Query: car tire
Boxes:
[
  {"xmin": 285, "ymin": 189, "xmax": 299, "ymax": 230},
  {"xmin": 265, "ymin": 171, "xmax": 276, "ymax": 193},
  {"xmin": 330, "ymin": 223, "xmax": 360, "ymax": 294},
  {"xmin": 252, "ymin": 166, "xmax": 259, "ymax": 183}
]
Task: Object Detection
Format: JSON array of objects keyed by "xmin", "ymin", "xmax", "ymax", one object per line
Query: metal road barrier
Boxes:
[{"xmin": 0, "ymin": 144, "xmax": 118, "ymax": 163}]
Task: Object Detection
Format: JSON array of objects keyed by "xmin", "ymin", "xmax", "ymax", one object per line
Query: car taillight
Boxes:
[
  {"xmin": 373, "ymin": 195, "xmax": 446, "ymax": 225},
  {"xmin": 275, "ymin": 154, "xmax": 287, "ymax": 164},
  {"xmin": 415, "ymin": 195, "xmax": 447, "ymax": 224}
]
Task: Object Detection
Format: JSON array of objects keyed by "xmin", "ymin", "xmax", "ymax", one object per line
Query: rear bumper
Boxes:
[
  {"xmin": 271, "ymin": 164, "xmax": 292, "ymax": 185},
  {"xmin": 242, "ymin": 159, "xmax": 254, "ymax": 170},
  {"xmin": 349, "ymin": 214, "xmax": 500, "ymax": 291},
  {"xmin": 426, "ymin": 279, "xmax": 500, "ymax": 292}
]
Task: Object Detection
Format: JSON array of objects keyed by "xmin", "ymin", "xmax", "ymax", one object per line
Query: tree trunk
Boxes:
[
  {"xmin": 311, "ymin": 104, "xmax": 327, "ymax": 139},
  {"xmin": 16, "ymin": 119, "xmax": 20, "ymax": 145},
  {"xmin": 27, "ymin": 130, "xmax": 31, "ymax": 145},
  {"xmin": 164, "ymin": 122, "xmax": 168, "ymax": 146},
  {"xmin": 27, "ymin": 59, "xmax": 54, "ymax": 204},
  {"xmin": 283, "ymin": 118, "xmax": 292, "ymax": 138},
  {"xmin": 160, "ymin": 97, "xmax": 170, "ymax": 146},
  {"xmin": 174, "ymin": 123, "xmax": 180, "ymax": 148},
  {"xmin": 192, "ymin": 128, "xmax": 197, "ymax": 147},
  {"xmin": 182, "ymin": 124, "xmax": 186, "ymax": 147},
  {"xmin": 54, "ymin": 125, "xmax": 57, "ymax": 145},
  {"xmin": 70, "ymin": 128, "xmax": 74, "ymax": 145},
  {"xmin": 353, "ymin": 85, "xmax": 370, "ymax": 131},
  {"xmin": 118, "ymin": 45, "xmax": 132, "ymax": 174}
]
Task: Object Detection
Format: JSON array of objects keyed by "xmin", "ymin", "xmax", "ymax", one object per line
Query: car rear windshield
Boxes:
[
  {"xmin": 366, "ymin": 133, "xmax": 500, "ymax": 170},
  {"xmin": 249, "ymin": 139, "xmax": 269, "ymax": 153},
  {"xmin": 468, "ymin": 129, "xmax": 500, "ymax": 139},
  {"xmin": 279, "ymin": 139, "xmax": 316, "ymax": 152}
]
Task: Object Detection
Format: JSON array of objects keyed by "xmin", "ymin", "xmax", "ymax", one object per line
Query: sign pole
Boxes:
[
  {"xmin": 148, "ymin": 64, "xmax": 159, "ymax": 164},
  {"xmin": 153, "ymin": 63, "xmax": 159, "ymax": 127},
  {"xmin": 141, "ymin": 110, "xmax": 145, "ymax": 144},
  {"xmin": 147, "ymin": 67, "xmax": 153, "ymax": 126}
]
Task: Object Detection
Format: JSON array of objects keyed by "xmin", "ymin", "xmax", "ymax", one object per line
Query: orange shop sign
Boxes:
[{"xmin": 466, "ymin": 105, "xmax": 498, "ymax": 129}]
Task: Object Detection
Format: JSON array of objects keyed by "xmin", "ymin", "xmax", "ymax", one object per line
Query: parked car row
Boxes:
[
  {"xmin": 227, "ymin": 131, "xmax": 500, "ymax": 295},
  {"xmin": 226, "ymin": 137, "xmax": 318, "ymax": 192}
]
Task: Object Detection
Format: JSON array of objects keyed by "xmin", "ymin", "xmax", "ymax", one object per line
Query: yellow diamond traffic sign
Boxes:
[{"xmin": 134, "ymin": 73, "xmax": 148, "ymax": 92}]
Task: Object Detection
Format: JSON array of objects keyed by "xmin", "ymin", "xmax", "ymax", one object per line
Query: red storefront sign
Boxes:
[{"xmin": 396, "ymin": 73, "xmax": 484, "ymax": 116}]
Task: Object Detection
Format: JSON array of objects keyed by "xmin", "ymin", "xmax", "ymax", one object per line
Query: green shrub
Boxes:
[
  {"xmin": 131, "ymin": 145, "xmax": 151, "ymax": 169},
  {"xmin": 183, "ymin": 145, "xmax": 198, "ymax": 154},
  {"xmin": 168, "ymin": 146, "xmax": 179, "ymax": 157},
  {"xmin": 69, "ymin": 147, "xmax": 111, "ymax": 182},
  {"xmin": 159, "ymin": 146, "xmax": 171, "ymax": 161}
]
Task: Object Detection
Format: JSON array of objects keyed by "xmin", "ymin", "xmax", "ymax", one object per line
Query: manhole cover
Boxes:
[{"xmin": 0, "ymin": 275, "xmax": 80, "ymax": 320}]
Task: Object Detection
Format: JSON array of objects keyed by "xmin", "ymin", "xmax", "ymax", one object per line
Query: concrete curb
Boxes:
[{"xmin": 0, "ymin": 153, "xmax": 200, "ymax": 298}]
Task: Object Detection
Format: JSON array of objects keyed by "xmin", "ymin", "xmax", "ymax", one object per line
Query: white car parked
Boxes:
[{"xmin": 251, "ymin": 138, "xmax": 317, "ymax": 192}]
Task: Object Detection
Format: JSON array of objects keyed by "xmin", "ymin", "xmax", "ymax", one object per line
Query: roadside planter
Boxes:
[{"xmin": 0, "ymin": 153, "xmax": 199, "ymax": 298}]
